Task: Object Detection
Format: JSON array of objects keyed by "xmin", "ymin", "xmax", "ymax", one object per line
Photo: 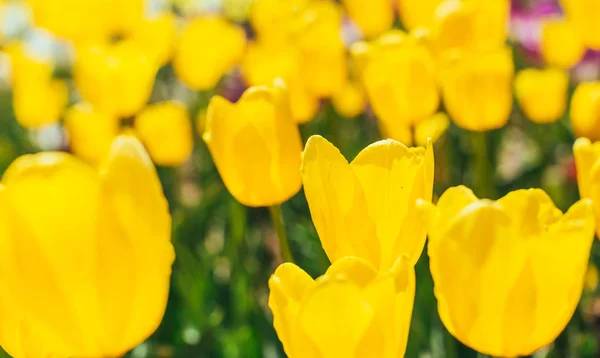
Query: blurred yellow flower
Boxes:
[
  {"xmin": 332, "ymin": 80, "xmax": 366, "ymax": 118},
  {"xmin": 174, "ymin": 16, "xmax": 246, "ymax": 91},
  {"xmin": 585, "ymin": 264, "xmax": 599, "ymax": 292},
  {"xmin": 418, "ymin": 186, "xmax": 595, "ymax": 357},
  {"xmin": 414, "ymin": 112, "xmax": 450, "ymax": 147},
  {"xmin": 204, "ymin": 80, "xmax": 303, "ymax": 207},
  {"xmin": 515, "ymin": 68, "xmax": 569, "ymax": 124},
  {"xmin": 74, "ymin": 40, "xmax": 159, "ymax": 118},
  {"xmin": 573, "ymin": 137, "xmax": 600, "ymax": 238},
  {"xmin": 560, "ymin": 0, "xmax": 600, "ymax": 49},
  {"xmin": 130, "ymin": 12, "xmax": 177, "ymax": 66},
  {"xmin": 342, "ymin": 0, "xmax": 394, "ymax": 38},
  {"xmin": 541, "ymin": 19, "xmax": 585, "ymax": 69},
  {"xmin": 571, "ymin": 82, "xmax": 600, "ymax": 141},
  {"xmin": 8, "ymin": 45, "xmax": 68, "ymax": 129},
  {"xmin": 249, "ymin": 0, "xmax": 308, "ymax": 44},
  {"xmin": 64, "ymin": 103, "xmax": 119, "ymax": 165},
  {"xmin": 269, "ymin": 256, "xmax": 414, "ymax": 358},
  {"xmin": 355, "ymin": 30, "xmax": 439, "ymax": 138},
  {"xmin": 135, "ymin": 101, "xmax": 193, "ymax": 167},
  {"xmin": 397, "ymin": 0, "xmax": 445, "ymax": 30},
  {"xmin": 441, "ymin": 47, "xmax": 514, "ymax": 131},
  {"xmin": 0, "ymin": 135, "xmax": 174, "ymax": 358},
  {"xmin": 301, "ymin": 135, "xmax": 434, "ymax": 270}
]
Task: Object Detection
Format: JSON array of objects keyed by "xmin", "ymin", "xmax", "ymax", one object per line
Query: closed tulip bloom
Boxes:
[
  {"xmin": 269, "ymin": 256, "xmax": 415, "ymax": 358},
  {"xmin": 541, "ymin": 19, "xmax": 585, "ymax": 69},
  {"xmin": 414, "ymin": 112, "xmax": 450, "ymax": 146},
  {"xmin": 573, "ymin": 137, "xmax": 600, "ymax": 238},
  {"xmin": 249, "ymin": 0, "xmax": 308, "ymax": 44},
  {"xmin": 358, "ymin": 30, "xmax": 439, "ymax": 134},
  {"xmin": 441, "ymin": 47, "xmax": 514, "ymax": 131},
  {"xmin": 342, "ymin": 0, "xmax": 394, "ymax": 38},
  {"xmin": 397, "ymin": 0, "xmax": 445, "ymax": 30},
  {"xmin": 135, "ymin": 101, "xmax": 193, "ymax": 167},
  {"xmin": 130, "ymin": 12, "xmax": 177, "ymax": 66},
  {"xmin": 515, "ymin": 68, "xmax": 569, "ymax": 124},
  {"xmin": 204, "ymin": 81, "xmax": 302, "ymax": 207},
  {"xmin": 174, "ymin": 16, "xmax": 246, "ymax": 91},
  {"xmin": 571, "ymin": 82, "xmax": 600, "ymax": 141},
  {"xmin": 560, "ymin": 0, "xmax": 600, "ymax": 49},
  {"xmin": 332, "ymin": 80, "xmax": 366, "ymax": 118},
  {"xmin": 301, "ymin": 135, "xmax": 434, "ymax": 270},
  {"xmin": 0, "ymin": 135, "xmax": 175, "ymax": 357},
  {"xmin": 418, "ymin": 186, "xmax": 595, "ymax": 357},
  {"xmin": 64, "ymin": 103, "xmax": 119, "ymax": 165},
  {"xmin": 74, "ymin": 41, "xmax": 159, "ymax": 118}
]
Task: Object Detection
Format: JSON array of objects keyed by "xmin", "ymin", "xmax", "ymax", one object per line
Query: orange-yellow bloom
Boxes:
[
  {"xmin": 419, "ymin": 186, "xmax": 595, "ymax": 357},
  {"xmin": 269, "ymin": 256, "xmax": 414, "ymax": 358},
  {"xmin": 204, "ymin": 80, "xmax": 303, "ymax": 207},
  {"xmin": 397, "ymin": 0, "xmax": 445, "ymax": 31},
  {"xmin": 0, "ymin": 135, "xmax": 174, "ymax": 358},
  {"xmin": 301, "ymin": 135, "xmax": 434, "ymax": 270},
  {"xmin": 342, "ymin": 0, "xmax": 394, "ymax": 38},
  {"xmin": 515, "ymin": 68, "xmax": 569, "ymax": 124}
]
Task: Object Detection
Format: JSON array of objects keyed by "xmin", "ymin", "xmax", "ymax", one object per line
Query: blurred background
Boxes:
[{"xmin": 0, "ymin": 0, "xmax": 599, "ymax": 357}]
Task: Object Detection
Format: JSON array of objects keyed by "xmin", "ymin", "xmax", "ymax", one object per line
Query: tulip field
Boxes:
[{"xmin": 2, "ymin": 0, "xmax": 600, "ymax": 357}]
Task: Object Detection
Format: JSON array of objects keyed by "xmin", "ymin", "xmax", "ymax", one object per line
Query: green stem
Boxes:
[
  {"xmin": 443, "ymin": 328, "xmax": 458, "ymax": 358},
  {"xmin": 472, "ymin": 131, "xmax": 496, "ymax": 199},
  {"xmin": 268, "ymin": 204, "xmax": 294, "ymax": 263}
]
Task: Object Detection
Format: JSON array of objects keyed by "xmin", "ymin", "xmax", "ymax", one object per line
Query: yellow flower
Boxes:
[
  {"xmin": 431, "ymin": 0, "xmax": 509, "ymax": 55},
  {"xmin": 74, "ymin": 40, "xmax": 159, "ymax": 118},
  {"xmin": 414, "ymin": 112, "xmax": 450, "ymax": 146},
  {"xmin": 64, "ymin": 103, "xmax": 119, "ymax": 165},
  {"xmin": 341, "ymin": 0, "xmax": 394, "ymax": 38},
  {"xmin": 301, "ymin": 135, "xmax": 434, "ymax": 270},
  {"xmin": 571, "ymin": 82, "xmax": 600, "ymax": 141},
  {"xmin": 573, "ymin": 137, "xmax": 600, "ymax": 238},
  {"xmin": 332, "ymin": 80, "xmax": 366, "ymax": 118},
  {"xmin": 269, "ymin": 256, "xmax": 415, "ymax": 358},
  {"xmin": 418, "ymin": 186, "xmax": 595, "ymax": 357},
  {"xmin": 0, "ymin": 135, "xmax": 174, "ymax": 358},
  {"xmin": 356, "ymin": 30, "xmax": 439, "ymax": 136},
  {"xmin": 585, "ymin": 264, "xmax": 599, "ymax": 292},
  {"xmin": 130, "ymin": 12, "xmax": 177, "ymax": 66},
  {"xmin": 560, "ymin": 0, "xmax": 600, "ymax": 49},
  {"xmin": 174, "ymin": 16, "xmax": 246, "ymax": 91},
  {"xmin": 7, "ymin": 44, "xmax": 68, "ymax": 129},
  {"xmin": 241, "ymin": 41, "xmax": 320, "ymax": 123},
  {"xmin": 204, "ymin": 80, "xmax": 303, "ymax": 207},
  {"xmin": 441, "ymin": 47, "xmax": 514, "ymax": 131},
  {"xmin": 135, "ymin": 101, "xmax": 193, "ymax": 167},
  {"xmin": 515, "ymin": 68, "xmax": 569, "ymax": 124},
  {"xmin": 541, "ymin": 19, "xmax": 585, "ymax": 69},
  {"xmin": 249, "ymin": 0, "xmax": 308, "ymax": 44},
  {"xmin": 397, "ymin": 0, "xmax": 445, "ymax": 30}
]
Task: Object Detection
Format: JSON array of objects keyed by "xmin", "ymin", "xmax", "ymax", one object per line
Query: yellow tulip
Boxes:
[
  {"xmin": 130, "ymin": 12, "xmax": 177, "ymax": 66},
  {"xmin": 0, "ymin": 135, "xmax": 174, "ymax": 358},
  {"xmin": 414, "ymin": 112, "xmax": 450, "ymax": 146},
  {"xmin": 332, "ymin": 80, "xmax": 366, "ymax": 118},
  {"xmin": 74, "ymin": 40, "xmax": 159, "ymax": 118},
  {"xmin": 249, "ymin": 0, "xmax": 308, "ymax": 44},
  {"xmin": 8, "ymin": 46, "xmax": 68, "ymax": 129},
  {"xmin": 397, "ymin": 0, "xmax": 445, "ymax": 31},
  {"xmin": 560, "ymin": 0, "xmax": 600, "ymax": 49},
  {"xmin": 301, "ymin": 135, "xmax": 434, "ymax": 270},
  {"xmin": 585, "ymin": 264, "xmax": 599, "ymax": 292},
  {"xmin": 269, "ymin": 256, "xmax": 414, "ymax": 358},
  {"xmin": 515, "ymin": 68, "xmax": 569, "ymax": 124},
  {"xmin": 441, "ymin": 47, "xmax": 514, "ymax": 131},
  {"xmin": 173, "ymin": 16, "xmax": 246, "ymax": 91},
  {"xmin": 64, "ymin": 103, "xmax": 119, "ymax": 165},
  {"xmin": 573, "ymin": 137, "xmax": 600, "ymax": 238},
  {"xmin": 418, "ymin": 186, "xmax": 595, "ymax": 357},
  {"xmin": 541, "ymin": 19, "xmax": 585, "ymax": 69},
  {"xmin": 357, "ymin": 30, "xmax": 439, "ymax": 134},
  {"xmin": 135, "ymin": 101, "xmax": 193, "ymax": 167},
  {"xmin": 204, "ymin": 80, "xmax": 303, "ymax": 207},
  {"xmin": 571, "ymin": 82, "xmax": 600, "ymax": 141},
  {"xmin": 342, "ymin": 0, "xmax": 394, "ymax": 38}
]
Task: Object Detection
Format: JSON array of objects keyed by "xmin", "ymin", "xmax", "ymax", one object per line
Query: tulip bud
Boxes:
[
  {"xmin": 560, "ymin": 0, "xmax": 600, "ymax": 49},
  {"xmin": 541, "ymin": 19, "xmax": 585, "ymax": 69},
  {"xmin": 135, "ymin": 101, "xmax": 193, "ymax": 167},
  {"xmin": 204, "ymin": 80, "xmax": 303, "ymax": 207},
  {"xmin": 341, "ymin": 0, "xmax": 394, "ymax": 38},
  {"xmin": 441, "ymin": 47, "xmax": 514, "ymax": 131},
  {"xmin": 269, "ymin": 256, "xmax": 414, "ymax": 358},
  {"xmin": 571, "ymin": 82, "xmax": 600, "ymax": 141},
  {"xmin": 418, "ymin": 186, "xmax": 595, "ymax": 357},
  {"xmin": 174, "ymin": 16, "xmax": 246, "ymax": 91},
  {"xmin": 332, "ymin": 81, "xmax": 366, "ymax": 118},
  {"xmin": 0, "ymin": 135, "xmax": 174, "ymax": 358},
  {"xmin": 515, "ymin": 68, "xmax": 569, "ymax": 124},
  {"xmin": 301, "ymin": 135, "xmax": 434, "ymax": 270},
  {"xmin": 64, "ymin": 103, "xmax": 119, "ymax": 165},
  {"xmin": 74, "ymin": 40, "xmax": 159, "ymax": 118}
]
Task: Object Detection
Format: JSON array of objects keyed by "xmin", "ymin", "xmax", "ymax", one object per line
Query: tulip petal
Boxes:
[
  {"xmin": 301, "ymin": 135, "xmax": 380, "ymax": 266},
  {"xmin": 573, "ymin": 137, "xmax": 600, "ymax": 199},
  {"xmin": 325, "ymin": 256, "xmax": 377, "ymax": 288}
]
